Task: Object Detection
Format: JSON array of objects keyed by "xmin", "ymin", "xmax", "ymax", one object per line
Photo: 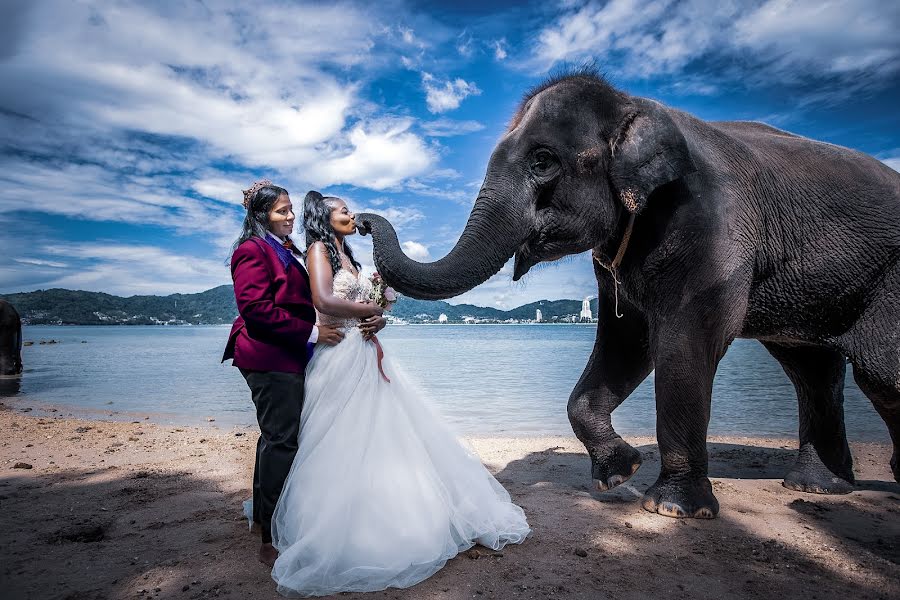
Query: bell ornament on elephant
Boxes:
[{"xmin": 356, "ymin": 68, "xmax": 900, "ymax": 519}]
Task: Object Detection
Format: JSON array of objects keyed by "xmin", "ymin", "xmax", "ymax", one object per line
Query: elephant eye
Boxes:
[{"xmin": 530, "ymin": 149, "xmax": 559, "ymax": 178}]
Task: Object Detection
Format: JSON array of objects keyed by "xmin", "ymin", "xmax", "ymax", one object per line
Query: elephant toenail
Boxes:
[
  {"xmin": 594, "ymin": 479, "xmax": 608, "ymax": 492},
  {"xmin": 660, "ymin": 502, "xmax": 686, "ymax": 518},
  {"xmin": 607, "ymin": 474, "xmax": 625, "ymax": 488}
]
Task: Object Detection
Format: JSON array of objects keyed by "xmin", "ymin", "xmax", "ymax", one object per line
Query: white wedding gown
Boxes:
[{"xmin": 266, "ymin": 269, "xmax": 530, "ymax": 597}]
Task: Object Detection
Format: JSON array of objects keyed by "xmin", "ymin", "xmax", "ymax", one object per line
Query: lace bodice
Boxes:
[{"xmin": 317, "ymin": 269, "xmax": 372, "ymax": 329}]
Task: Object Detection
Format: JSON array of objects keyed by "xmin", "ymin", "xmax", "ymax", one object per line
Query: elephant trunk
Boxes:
[{"xmin": 358, "ymin": 191, "xmax": 525, "ymax": 300}]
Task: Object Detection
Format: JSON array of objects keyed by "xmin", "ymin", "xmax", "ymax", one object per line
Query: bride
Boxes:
[{"xmin": 267, "ymin": 191, "xmax": 530, "ymax": 597}]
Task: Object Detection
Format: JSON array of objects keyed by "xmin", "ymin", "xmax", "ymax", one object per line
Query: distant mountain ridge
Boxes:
[{"xmin": 1, "ymin": 287, "xmax": 600, "ymax": 325}]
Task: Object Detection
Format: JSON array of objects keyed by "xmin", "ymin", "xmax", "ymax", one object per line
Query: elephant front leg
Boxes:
[
  {"xmin": 568, "ymin": 289, "xmax": 652, "ymax": 491},
  {"xmin": 642, "ymin": 332, "xmax": 723, "ymax": 519}
]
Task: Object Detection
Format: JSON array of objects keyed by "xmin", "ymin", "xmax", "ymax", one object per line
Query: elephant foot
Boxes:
[
  {"xmin": 641, "ymin": 475, "xmax": 719, "ymax": 519},
  {"xmin": 589, "ymin": 437, "xmax": 642, "ymax": 492},
  {"xmin": 783, "ymin": 443, "xmax": 854, "ymax": 495}
]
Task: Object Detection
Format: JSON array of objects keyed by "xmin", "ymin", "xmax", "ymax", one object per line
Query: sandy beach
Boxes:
[{"xmin": 1, "ymin": 402, "xmax": 897, "ymax": 600}]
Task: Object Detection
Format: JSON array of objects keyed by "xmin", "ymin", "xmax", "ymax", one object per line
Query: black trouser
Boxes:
[{"xmin": 240, "ymin": 369, "xmax": 305, "ymax": 544}]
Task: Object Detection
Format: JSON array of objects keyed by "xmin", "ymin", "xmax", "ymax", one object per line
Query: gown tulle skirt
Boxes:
[{"xmin": 263, "ymin": 327, "xmax": 530, "ymax": 597}]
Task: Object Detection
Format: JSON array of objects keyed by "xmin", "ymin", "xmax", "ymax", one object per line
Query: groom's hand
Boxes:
[
  {"xmin": 359, "ymin": 315, "xmax": 386, "ymax": 340},
  {"xmin": 317, "ymin": 325, "xmax": 345, "ymax": 346}
]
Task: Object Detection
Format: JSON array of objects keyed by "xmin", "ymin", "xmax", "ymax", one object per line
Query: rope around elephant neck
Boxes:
[{"xmin": 592, "ymin": 213, "xmax": 636, "ymax": 318}]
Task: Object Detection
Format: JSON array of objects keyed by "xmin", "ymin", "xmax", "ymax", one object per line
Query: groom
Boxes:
[{"xmin": 223, "ymin": 230, "xmax": 344, "ymax": 566}]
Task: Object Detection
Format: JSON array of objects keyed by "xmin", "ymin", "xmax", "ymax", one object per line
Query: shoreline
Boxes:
[
  {"xmin": 2, "ymin": 409, "xmax": 898, "ymax": 600},
  {"xmin": 3, "ymin": 397, "xmax": 892, "ymax": 444}
]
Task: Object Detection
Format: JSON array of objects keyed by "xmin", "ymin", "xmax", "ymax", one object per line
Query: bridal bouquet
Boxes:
[{"xmin": 369, "ymin": 272, "xmax": 397, "ymax": 311}]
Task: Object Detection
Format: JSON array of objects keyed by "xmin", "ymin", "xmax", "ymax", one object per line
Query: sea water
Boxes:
[{"xmin": 3, "ymin": 324, "xmax": 889, "ymax": 441}]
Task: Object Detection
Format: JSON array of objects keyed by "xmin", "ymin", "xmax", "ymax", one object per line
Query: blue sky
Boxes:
[{"xmin": 1, "ymin": 0, "xmax": 898, "ymax": 308}]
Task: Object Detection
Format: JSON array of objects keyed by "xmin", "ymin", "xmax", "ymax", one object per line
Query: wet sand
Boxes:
[{"xmin": 1, "ymin": 404, "xmax": 897, "ymax": 600}]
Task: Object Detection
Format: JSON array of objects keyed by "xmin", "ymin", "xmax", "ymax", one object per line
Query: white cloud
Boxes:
[
  {"xmin": 358, "ymin": 205, "xmax": 426, "ymax": 230},
  {"xmin": 0, "ymin": 1, "xmax": 435, "ymax": 189},
  {"xmin": 532, "ymin": 0, "xmax": 900, "ymax": 86},
  {"xmin": 41, "ymin": 243, "xmax": 230, "ymax": 295},
  {"xmin": 422, "ymin": 73, "xmax": 482, "ymax": 113},
  {"xmin": 0, "ymin": 156, "xmax": 243, "ymax": 255},
  {"xmin": 401, "ymin": 241, "xmax": 431, "ymax": 261},
  {"xmin": 53, "ymin": 56, "xmax": 354, "ymax": 170},
  {"xmin": 420, "ymin": 118, "xmax": 485, "ymax": 137},
  {"xmin": 666, "ymin": 78, "xmax": 719, "ymax": 97},
  {"xmin": 881, "ymin": 156, "xmax": 900, "ymax": 172},
  {"xmin": 192, "ymin": 177, "xmax": 251, "ymax": 206},
  {"xmin": 491, "ymin": 39, "xmax": 508, "ymax": 61},
  {"xmin": 405, "ymin": 179, "xmax": 473, "ymax": 205},
  {"xmin": 312, "ymin": 119, "xmax": 437, "ymax": 190},
  {"xmin": 0, "ymin": 0, "xmax": 451, "ymax": 292},
  {"xmin": 734, "ymin": 0, "xmax": 900, "ymax": 77},
  {"xmin": 14, "ymin": 258, "xmax": 67, "ymax": 268},
  {"xmin": 533, "ymin": 0, "xmax": 671, "ymax": 72},
  {"xmin": 400, "ymin": 27, "xmax": 415, "ymax": 44},
  {"xmin": 426, "ymin": 168, "xmax": 463, "ymax": 180},
  {"xmin": 456, "ymin": 32, "xmax": 474, "ymax": 58}
]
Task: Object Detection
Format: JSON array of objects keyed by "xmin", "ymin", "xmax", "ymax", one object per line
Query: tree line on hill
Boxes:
[{"xmin": 0, "ymin": 287, "xmax": 600, "ymax": 325}]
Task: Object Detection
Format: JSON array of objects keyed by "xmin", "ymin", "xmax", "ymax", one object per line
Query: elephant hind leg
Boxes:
[
  {"xmin": 763, "ymin": 342, "xmax": 854, "ymax": 494},
  {"xmin": 851, "ymin": 363, "xmax": 899, "ymax": 483}
]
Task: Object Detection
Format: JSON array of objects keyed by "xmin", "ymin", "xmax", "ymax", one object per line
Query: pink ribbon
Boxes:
[{"xmin": 369, "ymin": 335, "xmax": 391, "ymax": 383}]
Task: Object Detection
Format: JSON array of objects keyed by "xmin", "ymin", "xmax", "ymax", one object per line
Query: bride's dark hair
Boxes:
[{"xmin": 303, "ymin": 191, "xmax": 362, "ymax": 274}]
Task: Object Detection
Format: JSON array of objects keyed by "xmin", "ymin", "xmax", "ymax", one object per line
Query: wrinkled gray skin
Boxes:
[
  {"xmin": 358, "ymin": 73, "xmax": 900, "ymax": 518},
  {"xmin": 0, "ymin": 300, "xmax": 23, "ymax": 377}
]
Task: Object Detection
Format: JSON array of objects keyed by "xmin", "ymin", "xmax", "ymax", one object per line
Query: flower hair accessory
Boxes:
[{"xmin": 242, "ymin": 179, "xmax": 273, "ymax": 209}]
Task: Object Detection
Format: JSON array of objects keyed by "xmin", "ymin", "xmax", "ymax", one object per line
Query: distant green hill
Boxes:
[
  {"xmin": 2, "ymin": 286, "xmax": 237, "ymax": 325},
  {"xmin": 1, "ymin": 287, "xmax": 600, "ymax": 325}
]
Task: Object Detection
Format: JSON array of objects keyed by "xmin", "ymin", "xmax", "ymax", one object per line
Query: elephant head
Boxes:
[{"xmin": 358, "ymin": 71, "xmax": 696, "ymax": 300}]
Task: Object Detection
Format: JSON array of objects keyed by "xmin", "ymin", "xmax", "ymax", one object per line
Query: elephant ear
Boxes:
[{"xmin": 608, "ymin": 99, "xmax": 696, "ymax": 214}]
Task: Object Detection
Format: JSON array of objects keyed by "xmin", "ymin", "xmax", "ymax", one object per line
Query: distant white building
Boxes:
[
  {"xmin": 438, "ymin": 313, "xmax": 448, "ymax": 323},
  {"xmin": 580, "ymin": 297, "xmax": 593, "ymax": 322},
  {"xmin": 535, "ymin": 309, "xmax": 543, "ymax": 323}
]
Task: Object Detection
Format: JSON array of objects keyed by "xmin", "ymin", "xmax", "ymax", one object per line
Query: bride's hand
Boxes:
[
  {"xmin": 359, "ymin": 315, "xmax": 386, "ymax": 340},
  {"xmin": 361, "ymin": 301, "xmax": 384, "ymax": 317}
]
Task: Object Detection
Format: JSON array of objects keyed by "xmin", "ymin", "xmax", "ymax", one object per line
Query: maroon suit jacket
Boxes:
[{"xmin": 222, "ymin": 238, "xmax": 316, "ymax": 373}]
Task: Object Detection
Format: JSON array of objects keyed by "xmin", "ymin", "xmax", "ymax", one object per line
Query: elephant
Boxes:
[
  {"xmin": 0, "ymin": 300, "xmax": 23, "ymax": 377},
  {"xmin": 356, "ymin": 68, "xmax": 900, "ymax": 519}
]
